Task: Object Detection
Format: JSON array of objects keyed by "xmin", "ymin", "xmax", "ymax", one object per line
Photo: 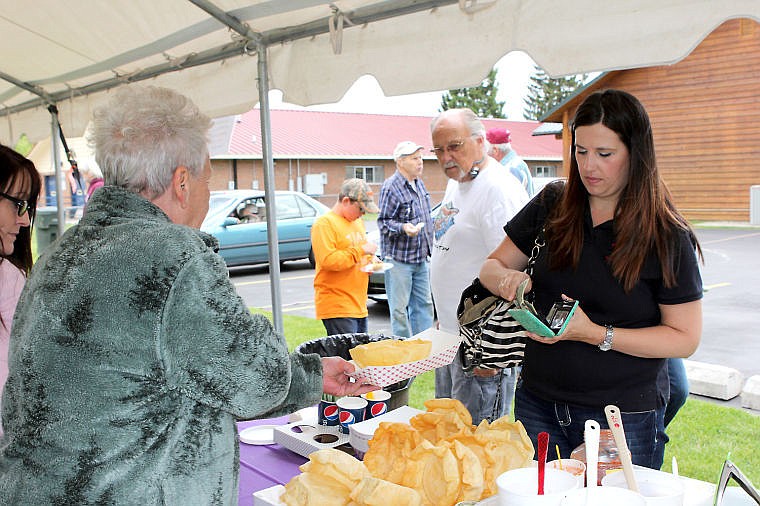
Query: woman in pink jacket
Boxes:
[{"xmin": 0, "ymin": 144, "xmax": 41, "ymax": 437}]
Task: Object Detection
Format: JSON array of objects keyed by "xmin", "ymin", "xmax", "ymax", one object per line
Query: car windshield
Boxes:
[{"xmin": 208, "ymin": 195, "xmax": 237, "ymax": 215}]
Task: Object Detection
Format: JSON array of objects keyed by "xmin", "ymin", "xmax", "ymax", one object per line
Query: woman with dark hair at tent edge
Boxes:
[
  {"xmin": 479, "ymin": 89, "xmax": 703, "ymax": 470},
  {"xmin": 0, "ymin": 145, "xmax": 41, "ymax": 438}
]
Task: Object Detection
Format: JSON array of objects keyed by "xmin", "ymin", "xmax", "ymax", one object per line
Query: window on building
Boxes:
[
  {"xmin": 346, "ymin": 165, "xmax": 385, "ymax": 184},
  {"xmin": 534, "ymin": 165, "xmax": 558, "ymax": 178}
]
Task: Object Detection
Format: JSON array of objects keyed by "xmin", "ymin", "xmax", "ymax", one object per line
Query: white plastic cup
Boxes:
[
  {"xmin": 561, "ymin": 486, "xmax": 647, "ymax": 506},
  {"xmin": 497, "ymin": 467, "xmax": 580, "ymax": 506},
  {"xmin": 602, "ymin": 469, "xmax": 684, "ymax": 506},
  {"xmin": 547, "ymin": 459, "xmax": 586, "ymax": 487}
]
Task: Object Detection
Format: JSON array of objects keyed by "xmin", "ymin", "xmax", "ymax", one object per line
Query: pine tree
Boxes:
[
  {"xmin": 440, "ymin": 68, "xmax": 506, "ymax": 118},
  {"xmin": 523, "ymin": 66, "xmax": 586, "ymax": 120}
]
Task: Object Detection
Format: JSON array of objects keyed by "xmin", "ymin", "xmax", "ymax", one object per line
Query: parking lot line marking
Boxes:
[
  {"xmin": 233, "ymin": 274, "xmax": 314, "ymax": 287},
  {"xmin": 704, "ymin": 282, "xmax": 731, "ymax": 291},
  {"xmin": 701, "ymin": 231, "xmax": 760, "ymax": 245}
]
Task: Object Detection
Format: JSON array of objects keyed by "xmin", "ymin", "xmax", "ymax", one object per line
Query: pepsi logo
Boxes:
[
  {"xmin": 370, "ymin": 402, "xmax": 387, "ymax": 417},
  {"xmin": 339, "ymin": 411, "xmax": 355, "ymax": 425},
  {"xmin": 322, "ymin": 404, "xmax": 339, "ymax": 421}
]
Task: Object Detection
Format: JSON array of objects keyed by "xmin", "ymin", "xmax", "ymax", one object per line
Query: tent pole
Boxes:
[
  {"xmin": 256, "ymin": 44, "xmax": 284, "ymax": 335},
  {"xmin": 50, "ymin": 110, "xmax": 65, "ymax": 237}
]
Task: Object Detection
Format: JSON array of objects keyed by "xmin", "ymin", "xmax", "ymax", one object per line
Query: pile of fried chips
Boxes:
[
  {"xmin": 349, "ymin": 338, "xmax": 432, "ymax": 368},
  {"xmin": 364, "ymin": 398, "xmax": 534, "ymax": 504},
  {"xmin": 280, "ymin": 398, "xmax": 534, "ymax": 506},
  {"xmin": 280, "ymin": 448, "xmax": 423, "ymax": 506}
]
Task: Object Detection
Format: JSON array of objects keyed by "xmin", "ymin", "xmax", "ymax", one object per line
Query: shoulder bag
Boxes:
[{"xmin": 456, "ymin": 232, "xmax": 544, "ymax": 371}]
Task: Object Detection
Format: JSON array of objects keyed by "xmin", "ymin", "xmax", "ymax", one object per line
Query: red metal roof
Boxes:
[{"xmin": 216, "ymin": 109, "xmax": 562, "ymax": 161}]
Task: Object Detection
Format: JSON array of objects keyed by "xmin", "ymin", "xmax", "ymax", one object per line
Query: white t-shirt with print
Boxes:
[{"xmin": 430, "ymin": 158, "xmax": 529, "ymax": 334}]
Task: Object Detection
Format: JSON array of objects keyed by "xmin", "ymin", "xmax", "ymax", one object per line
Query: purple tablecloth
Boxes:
[{"xmin": 237, "ymin": 417, "xmax": 307, "ymax": 506}]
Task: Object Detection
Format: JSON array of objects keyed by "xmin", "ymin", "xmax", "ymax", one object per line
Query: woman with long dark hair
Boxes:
[
  {"xmin": 479, "ymin": 89, "xmax": 703, "ymax": 469},
  {"xmin": 0, "ymin": 144, "xmax": 41, "ymax": 437}
]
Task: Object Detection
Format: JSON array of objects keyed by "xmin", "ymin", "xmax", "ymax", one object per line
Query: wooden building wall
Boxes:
[{"xmin": 550, "ymin": 18, "xmax": 760, "ymax": 222}]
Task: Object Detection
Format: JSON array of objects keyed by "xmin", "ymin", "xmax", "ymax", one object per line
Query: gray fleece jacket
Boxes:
[{"xmin": 0, "ymin": 186, "xmax": 322, "ymax": 505}]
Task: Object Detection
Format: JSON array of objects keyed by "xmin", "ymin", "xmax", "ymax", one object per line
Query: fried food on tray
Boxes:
[
  {"xmin": 363, "ymin": 422, "xmax": 422, "ymax": 484},
  {"xmin": 409, "ymin": 411, "xmax": 471, "ymax": 444},
  {"xmin": 298, "ymin": 448, "xmax": 370, "ymax": 491},
  {"xmin": 281, "ymin": 448, "xmax": 369, "ymax": 505},
  {"xmin": 281, "ymin": 472, "xmax": 350, "ymax": 506},
  {"xmin": 349, "ymin": 476, "xmax": 422, "ymax": 506},
  {"xmin": 282, "ymin": 399, "xmax": 536, "ymax": 505},
  {"xmin": 440, "ymin": 439, "xmax": 485, "ymax": 503},
  {"xmin": 349, "ymin": 338, "xmax": 432, "ymax": 368},
  {"xmin": 423, "ymin": 398, "xmax": 473, "ymax": 428},
  {"xmin": 401, "ymin": 440, "xmax": 461, "ymax": 506}
]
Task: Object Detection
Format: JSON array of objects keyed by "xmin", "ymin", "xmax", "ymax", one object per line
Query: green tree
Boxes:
[
  {"xmin": 440, "ymin": 68, "xmax": 506, "ymax": 118},
  {"xmin": 14, "ymin": 133, "xmax": 34, "ymax": 157},
  {"xmin": 523, "ymin": 66, "xmax": 586, "ymax": 120}
]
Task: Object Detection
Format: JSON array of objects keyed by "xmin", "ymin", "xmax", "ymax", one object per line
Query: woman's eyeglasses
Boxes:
[{"xmin": 0, "ymin": 191, "xmax": 30, "ymax": 217}]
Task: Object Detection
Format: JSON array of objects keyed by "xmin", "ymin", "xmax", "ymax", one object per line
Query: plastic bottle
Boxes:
[{"xmin": 569, "ymin": 428, "xmax": 622, "ymax": 485}]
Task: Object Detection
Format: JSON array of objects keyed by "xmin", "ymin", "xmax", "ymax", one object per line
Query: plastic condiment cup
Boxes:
[
  {"xmin": 561, "ymin": 486, "xmax": 647, "ymax": 506},
  {"xmin": 547, "ymin": 459, "xmax": 586, "ymax": 487},
  {"xmin": 497, "ymin": 467, "xmax": 580, "ymax": 506},
  {"xmin": 602, "ymin": 468, "xmax": 684, "ymax": 506}
]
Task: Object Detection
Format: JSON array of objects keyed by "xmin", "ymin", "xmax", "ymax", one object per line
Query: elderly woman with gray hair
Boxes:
[{"xmin": 0, "ymin": 86, "xmax": 376, "ymax": 504}]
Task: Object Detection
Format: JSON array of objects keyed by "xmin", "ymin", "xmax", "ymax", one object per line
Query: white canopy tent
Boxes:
[{"xmin": 2, "ymin": 0, "xmax": 758, "ymax": 332}]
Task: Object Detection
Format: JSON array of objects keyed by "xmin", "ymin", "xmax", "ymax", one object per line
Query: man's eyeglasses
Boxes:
[
  {"xmin": 431, "ymin": 140, "xmax": 466, "ymax": 157},
  {"xmin": 0, "ymin": 191, "xmax": 30, "ymax": 217}
]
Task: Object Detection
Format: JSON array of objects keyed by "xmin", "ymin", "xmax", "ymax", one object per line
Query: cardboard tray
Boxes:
[
  {"xmin": 346, "ymin": 328, "xmax": 461, "ymax": 388},
  {"xmin": 273, "ymin": 422, "xmax": 351, "ymax": 458}
]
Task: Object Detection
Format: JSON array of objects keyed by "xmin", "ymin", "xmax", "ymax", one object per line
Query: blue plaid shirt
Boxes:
[{"xmin": 377, "ymin": 171, "xmax": 433, "ymax": 264}]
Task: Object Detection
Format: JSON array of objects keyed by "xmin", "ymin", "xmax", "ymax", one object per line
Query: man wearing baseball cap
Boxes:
[
  {"xmin": 311, "ymin": 178, "xmax": 379, "ymax": 336},
  {"xmin": 486, "ymin": 127, "xmax": 534, "ymax": 196},
  {"xmin": 377, "ymin": 141, "xmax": 435, "ymax": 337}
]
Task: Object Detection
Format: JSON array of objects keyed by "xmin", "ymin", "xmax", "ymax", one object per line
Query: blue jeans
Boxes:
[
  {"xmin": 514, "ymin": 381, "xmax": 667, "ymax": 469},
  {"xmin": 664, "ymin": 357, "xmax": 689, "ymax": 428},
  {"xmin": 384, "ymin": 258, "xmax": 434, "ymax": 338},
  {"xmin": 322, "ymin": 317, "xmax": 368, "ymax": 336},
  {"xmin": 435, "ymin": 352, "xmax": 517, "ymax": 424}
]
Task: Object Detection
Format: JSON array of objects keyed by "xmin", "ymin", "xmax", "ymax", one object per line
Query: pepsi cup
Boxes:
[
  {"xmin": 361, "ymin": 389, "xmax": 391, "ymax": 419},
  {"xmin": 336, "ymin": 396, "xmax": 367, "ymax": 434},
  {"xmin": 318, "ymin": 398, "xmax": 340, "ymax": 426}
]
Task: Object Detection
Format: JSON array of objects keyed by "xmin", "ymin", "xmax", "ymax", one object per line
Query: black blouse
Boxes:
[{"xmin": 505, "ymin": 183, "xmax": 703, "ymax": 411}]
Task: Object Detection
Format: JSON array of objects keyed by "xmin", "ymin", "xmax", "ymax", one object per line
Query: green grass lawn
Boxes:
[{"xmin": 261, "ymin": 309, "xmax": 760, "ymax": 485}]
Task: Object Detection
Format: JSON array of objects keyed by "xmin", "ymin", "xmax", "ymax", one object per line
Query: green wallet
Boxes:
[{"xmin": 507, "ymin": 279, "xmax": 578, "ymax": 337}]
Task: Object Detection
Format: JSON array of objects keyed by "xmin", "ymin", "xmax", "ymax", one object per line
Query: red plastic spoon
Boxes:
[{"xmin": 538, "ymin": 431, "xmax": 549, "ymax": 495}]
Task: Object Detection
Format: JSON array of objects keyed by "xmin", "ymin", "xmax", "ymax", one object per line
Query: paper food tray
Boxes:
[
  {"xmin": 253, "ymin": 484, "xmax": 286, "ymax": 506},
  {"xmin": 273, "ymin": 422, "xmax": 350, "ymax": 458},
  {"xmin": 347, "ymin": 328, "xmax": 462, "ymax": 388}
]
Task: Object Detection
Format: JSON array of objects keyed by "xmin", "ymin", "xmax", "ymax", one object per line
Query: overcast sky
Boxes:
[{"xmin": 268, "ymin": 51, "xmax": 538, "ymax": 121}]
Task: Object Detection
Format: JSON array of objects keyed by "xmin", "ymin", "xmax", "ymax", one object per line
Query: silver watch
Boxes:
[{"xmin": 599, "ymin": 325, "xmax": 614, "ymax": 351}]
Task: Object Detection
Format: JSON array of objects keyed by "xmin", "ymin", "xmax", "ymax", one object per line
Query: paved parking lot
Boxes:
[{"xmin": 230, "ymin": 225, "xmax": 760, "ymax": 410}]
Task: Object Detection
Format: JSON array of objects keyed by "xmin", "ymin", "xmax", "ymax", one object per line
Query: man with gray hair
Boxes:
[
  {"xmin": 377, "ymin": 141, "xmax": 434, "ymax": 338},
  {"xmin": 429, "ymin": 108, "xmax": 529, "ymax": 424},
  {"xmin": 0, "ymin": 85, "xmax": 375, "ymax": 504}
]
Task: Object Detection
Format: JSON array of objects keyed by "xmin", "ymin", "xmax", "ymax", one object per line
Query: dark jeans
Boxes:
[
  {"xmin": 322, "ymin": 317, "xmax": 368, "ymax": 336},
  {"xmin": 514, "ymin": 380, "xmax": 667, "ymax": 470},
  {"xmin": 664, "ymin": 357, "xmax": 689, "ymax": 428}
]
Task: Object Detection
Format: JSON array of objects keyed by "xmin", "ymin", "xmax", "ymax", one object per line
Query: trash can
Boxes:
[
  {"xmin": 295, "ymin": 333, "xmax": 413, "ymax": 411},
  {"xmin": 35, "ymin": 206, "xmax": 59, "ymax": 253}
]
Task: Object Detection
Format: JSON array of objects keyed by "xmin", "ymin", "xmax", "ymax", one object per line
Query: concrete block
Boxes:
[
  {"xmin": 683, "ymin": 359, "xmax": 743, "ymax": 400},
  {"xmin": 740, "ymin": 375, "xmax": 760, "ymax": 410}
]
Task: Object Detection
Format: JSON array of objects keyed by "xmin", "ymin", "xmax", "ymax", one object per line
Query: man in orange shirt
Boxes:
[{"xmin": 311, "ymin": 178, "xmax": 379, "ymax": 335}]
